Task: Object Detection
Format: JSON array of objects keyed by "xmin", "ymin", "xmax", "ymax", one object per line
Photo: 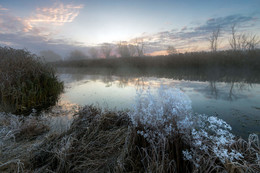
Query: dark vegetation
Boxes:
[
  {"xmin": 53, "ymin": 49, "xmax": 260, "ymax": 83},
  {"xmin": 53, "ymin": 50, "xmax": 260, "ymax": 70},
  {"xmin": 0, "ymin": 47, "xmax": 63, "ymax": 115}
]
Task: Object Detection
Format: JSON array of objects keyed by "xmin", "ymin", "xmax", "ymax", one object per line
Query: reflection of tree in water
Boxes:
[
  {"xmin": 102, "ymin": 75, "xmax": 113, "ymax": 87},
  {"xmin": 97, "ymin": 74, "xmax": 147, "ymax": 89},
  {"xmin": 228, "ymin": 82, "xmax": 235, "ymax": 101},
  {"xmin": 134, "ymin": 77, "xmax": 145, "ymax": 89},
  {"xmin": 117, "ymin": 76, "xmax": 146, "ymax": 89},
  {"xmin": 207, "ymin": 80, "xmax": 253, "ymax": 101},
  {"xmin": 209, "ymin": 81, "xmax": 218, "ymax": 99},
  {"xmin": 117, "ymin": 76, "xmax": 131, "ymax": 88}
]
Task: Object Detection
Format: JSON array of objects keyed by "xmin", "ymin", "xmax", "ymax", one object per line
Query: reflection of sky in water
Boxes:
[{"xmin": 58, "ymin": 73, "xmax": 260, "ymax": 138}]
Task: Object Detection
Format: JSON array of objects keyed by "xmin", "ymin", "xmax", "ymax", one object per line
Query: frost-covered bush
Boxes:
[
  {"xmin": 184, "ymin": 114, "xmax": 243, "ymax": 168},
  {"xmin": 129, "ymin": 85, "xmax": 193, "ymax": 143},
  {"xmin": 128, "ymin": 85, "xmax": 248, "ymax": 171}
]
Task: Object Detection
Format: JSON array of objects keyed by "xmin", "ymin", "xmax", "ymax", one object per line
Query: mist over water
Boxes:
[{"xmin": 57, "ymin": 67, "xmax": 260, "ymax": 138}]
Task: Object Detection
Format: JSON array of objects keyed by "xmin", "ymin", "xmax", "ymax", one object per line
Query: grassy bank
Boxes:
[
  {"xmin": 1, "ymin": 87, "xmax": 259, "ymax": 172},
  {"xmin": 1, "ymin": 106, "xmax": 259, "ymax": 173},
  {"xmin": 0, "ymin": 47, "xmax": 64, "ymax": 115}
]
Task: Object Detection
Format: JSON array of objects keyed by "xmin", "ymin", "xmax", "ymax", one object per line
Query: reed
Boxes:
[{"xmin": 0, "ymin": 47, "xmax": 63, "ymax": 115}]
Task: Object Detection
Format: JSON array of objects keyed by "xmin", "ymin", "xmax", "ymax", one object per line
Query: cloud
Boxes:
[
  {"xmin": 0, "ymin": 12, "xmax": 25, "ymax": 34},
  {"xmin": 195, "ymin": 14, "xmax": 255, "ymax": 32},
  {"xmin": 27, "ymin": 3, "xmax": 83, "ymax": 25},
  {"xmin": 181, "ymin": 26, "xmax": 187, "ymax": 31},
  {"xmin": 0, "ymin": 32, "xmax": 88, "ymax": 57},
  {"xmin": 24, "ymin": 3, "xmax": 83, "ymax": 35},
  {"xmin": 132, "ymin": 14, "xmax": 259, "ymax": 54},
  {"xmin": 0, "ymin": 2, "xmax": 85, "ymax": 57},
  {"xmin": 0, "ymin": 5, "xmax": 8, "ymax": 11}
]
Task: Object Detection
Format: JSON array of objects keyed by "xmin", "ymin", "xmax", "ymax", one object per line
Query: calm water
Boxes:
[{"xmin": 57, "ymin": 68, "xmax": 260, "ymax": 138}]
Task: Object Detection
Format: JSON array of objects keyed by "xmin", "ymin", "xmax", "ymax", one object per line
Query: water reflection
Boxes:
[{"xmin": 57, "ymin": 67, "xmax": 260, "ymax": 138}]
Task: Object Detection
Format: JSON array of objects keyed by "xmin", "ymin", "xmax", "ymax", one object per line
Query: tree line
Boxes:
[{"xmin": 41, "ymin": 24, "xmax": 259, "ymax": 62}]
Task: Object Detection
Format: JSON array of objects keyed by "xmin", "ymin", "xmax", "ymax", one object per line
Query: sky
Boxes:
[{"xmin": 0, "ymin": 0, "xmax": 260, "ymax": 57}]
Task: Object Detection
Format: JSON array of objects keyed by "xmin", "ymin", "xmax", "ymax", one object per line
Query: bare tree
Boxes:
[
  {"xmin": 117, "ymin": 41, "xmax": 130, "ymax": 57},
  {"xmin": 135, "ymin": 38, "xmax": 145, "ymax": 56},
  {"xmin": 209, "ymin": 27, "xmax": 220, "ymax": 52},
  {"xmin": 229, "ymin": 24, "xmax": 238, "ymax": 51},
  {"xmin": 167, "ymin": 45, "xmax": 177, "ymax": 55},
  {"xmin": 229, "ymin": 24, "xmax": 260, "ymax": 52},
  {"xmin": 128, "ymin": 44, "xmax": 136, "ymax": 57},
  {"xmin": 89, "ymin": 47, "xmax": 98, "ymax": 59},
  {"xmin": 246, "ymin": 34, "xmax": 260, "ymax": 51},
  {"xmin": 101, "ymin": 43, "xmax": 112, "ymax": 58}
]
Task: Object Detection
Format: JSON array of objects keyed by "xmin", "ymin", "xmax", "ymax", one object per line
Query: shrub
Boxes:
[
  {"xmin": 127, "ymin": 85, "xmax": 260, "ymax": 172},
  {"xmin": 0, "ymin": 47, "xmax": 63, "ymax": 115}
]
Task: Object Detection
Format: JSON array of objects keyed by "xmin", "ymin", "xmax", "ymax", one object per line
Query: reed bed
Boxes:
[{"xmin": 0, "ymin": 47, "xmax": 63, "ymax": 115}]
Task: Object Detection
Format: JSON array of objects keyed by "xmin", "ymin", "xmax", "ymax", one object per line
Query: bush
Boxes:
[
  {"xmin": 127, "ymin": 86, "xmax": 260, "ymax": 172},
  {"xmin": 0, "ymin": 47, "xmax": 63, "ymax": 115}
]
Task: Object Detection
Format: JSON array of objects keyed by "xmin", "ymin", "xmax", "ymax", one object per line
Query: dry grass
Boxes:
[
  {"xmin": 225, "ymin": 134, "xmax": 260, "ymax": 172},
  {"xmin": 30, "ymin": 106, "xmax": 259, "ymax": 173},
  {"xmin": 0, "ymin": 103, "xmax": 74, "ymax": 173},
  {"xmin": 1, "ymin": 105, "xmax": 259, "ymax": 172},
  {"xmin": 30, "ymin": 106, "xmax": 130, "ymax": 172},
  {"xmin": 0, "ymin": 112, "xmax": 50, "ymax": 173}
]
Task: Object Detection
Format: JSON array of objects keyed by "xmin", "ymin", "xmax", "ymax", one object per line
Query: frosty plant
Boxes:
[
  {"xmin": 129, "ymin": 85, "xmax": 193, "ymax": 143},
  {"xmin": 129, "ymin": 85, "xmax": 247, "ymax": 171}
]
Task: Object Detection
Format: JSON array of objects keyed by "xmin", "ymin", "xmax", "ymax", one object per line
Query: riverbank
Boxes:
[
  {"xmin": 52, "ymin": 50, "xmax": 260, "ymax": 76},
  {"xmin": 1, "ymin": 106, "xmax": 259, "ymax": 172},
  {"xmin": 1, "ymin": 87, "xmax": 260, "ymax": 172}
]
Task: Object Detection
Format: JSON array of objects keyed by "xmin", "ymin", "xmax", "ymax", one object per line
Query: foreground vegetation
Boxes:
[
  {"xmin": 0, "ymin": 47, "xmax": 63, "ymax": 115},
  {"xmin": 0, "ymin": 87, "xmax": 259, "ymax": 172}
]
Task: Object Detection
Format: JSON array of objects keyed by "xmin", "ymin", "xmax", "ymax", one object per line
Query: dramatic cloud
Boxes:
[
  {"xmin": 0, "ymin": 0, "xmax": 259, "ymax": 57},
  {"xmin": 26, "ymin": 3, "xmax": 83, "ymax": 26},
  {"xmin": 133, "ymin": 14, "xmax": 259, "ymax": 53},
  {"xmin": 24, "ymin": 3, "xmax": 83, "ymax": 36},
  {"xmin": 0, "ymin": 2, "xmax": 85, "ymax": 57}
]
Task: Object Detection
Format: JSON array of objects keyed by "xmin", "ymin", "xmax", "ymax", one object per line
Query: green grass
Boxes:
[{"xmin": 0, "ymin": 47, "xmax": 63, "ymax": 115}]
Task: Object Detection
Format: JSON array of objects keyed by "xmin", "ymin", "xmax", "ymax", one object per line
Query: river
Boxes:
[{"xmin": 57, "ymin": 67, "xmax": 260, "ymax": 138}]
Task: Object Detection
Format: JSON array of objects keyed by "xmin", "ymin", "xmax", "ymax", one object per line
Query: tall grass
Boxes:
[{"xmin": 0, "ymin": 47, "xmax": 63, "ymax": 115}]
